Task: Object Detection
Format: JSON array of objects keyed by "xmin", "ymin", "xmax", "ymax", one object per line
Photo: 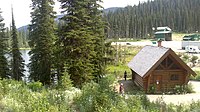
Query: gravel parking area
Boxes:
[{"xmin": 111, "ymin": 41, "xmax": 182, "ymax": 51}]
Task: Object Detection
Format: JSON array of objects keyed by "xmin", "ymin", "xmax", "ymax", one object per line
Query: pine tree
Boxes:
[
  {"xmin": 0, "ymin": 9, "xmax": 10, "ymax": 78},
  {"xmin": 29, "ymin": 0, "xmax": 56, "ymax": 85},
  {"xmin": 58, "ymin": 0, "xmax": 98, "ymax": 87},
  {"xmin": 11, "ymin": 8, "xmax": 25, "ymax": 80},
  {"xmin": 87, "ymin": 0, "xmax": 106, "ymax": 81}
]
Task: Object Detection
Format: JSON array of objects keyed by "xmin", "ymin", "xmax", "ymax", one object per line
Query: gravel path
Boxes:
[
  {"xmin": 117, "ymin": 80, "xmax": 200, "ymax": 105},
  {"xmin": 147, "ymin": 81, "xmax": 200, "ymax": 105}
]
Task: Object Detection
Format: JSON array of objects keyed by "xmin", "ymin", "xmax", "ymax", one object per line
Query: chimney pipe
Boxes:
[{"xmin": 157, "ymin": 39, "xmax": 162, "ymax": 47}]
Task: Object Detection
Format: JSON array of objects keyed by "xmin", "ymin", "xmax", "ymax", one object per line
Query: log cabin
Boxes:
[{"xmin": 128, "ymin": 45, "xmax": 197, "ymax": 93}]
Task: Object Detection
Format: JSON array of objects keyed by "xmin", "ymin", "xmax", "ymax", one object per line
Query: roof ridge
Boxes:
[{"xmin": 145, "ymin": 45, "xmax": 170, "ymax": 49}]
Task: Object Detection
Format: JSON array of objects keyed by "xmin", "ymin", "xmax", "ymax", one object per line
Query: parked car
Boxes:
[
  {"xmin": 185, "ymin": 46, "xmax": 200, "ymax": 53},
  {"xmin": 126, "ymin": 42, "xmax": 131, "ymax": 45},
  {"xmin": 183, "ymin": 34, "xmax": 200, "ymax": 41}
]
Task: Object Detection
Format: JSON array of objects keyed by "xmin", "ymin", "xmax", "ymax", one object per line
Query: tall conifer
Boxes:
[
  {"xmin": 11, "ymin": 7, "xmax": 25, "ymax": 80},
  {"xmin": 58, "ymin": 0, "xmax": 96, "ymax": 87},
  {"xmin": 29, "ymin": 0, "xmax": 55, "ymax": 85},
  {"xmin": 87, "ymin": 0, "xmax": 105, "ymax": 81},
  {"xmin": 0, "ymin": 9, "xmax": 10, "ymax": 78},
  {"xmin": 58, "ymin": 0, "xmax": 105, "ymax": 86}
]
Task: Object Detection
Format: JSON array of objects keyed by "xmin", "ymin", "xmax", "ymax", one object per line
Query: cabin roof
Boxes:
[
  {"xmin": 156, "ymin": 26, "xmax": 171, "ymax": 31},
  {"xmin": 128, "ymin": 46, "xmax": 169, "ymax": 77},
  {"xmin": 128, "ymin": 45, "xmax": 197, "ymax": 77},
  {"xmin": 155, "ymin": 26, "xmax": 172, "ymax": 34},
  {"xmin": 155, "ymin": 31, "xmax": 172, "ymax": 34}
]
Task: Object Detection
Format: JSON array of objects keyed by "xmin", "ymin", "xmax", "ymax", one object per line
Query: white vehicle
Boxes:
[{"xmin": 185, "ymin": 46, "xmax": 200, "ymax": 53}]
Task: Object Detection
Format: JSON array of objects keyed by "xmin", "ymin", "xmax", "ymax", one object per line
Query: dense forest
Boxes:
[
  {"xmin": 104, "ymin": 0, "xmax": 200, "ymax": 39},
  {"xmin": 16, "ymin": 0, "xmax": 200, "ymax": 47}
]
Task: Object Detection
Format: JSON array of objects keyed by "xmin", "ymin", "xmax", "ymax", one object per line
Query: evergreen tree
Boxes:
[
  {"xmin": 0, "ymin": 9, "xmax": 10, "ymax": 78},
  {"xmin": 87, "ymin": 0, "xmax": 106, "ymax": 81},
  {"xmin": 29, "ymin": 0, "xmax": 56, "ymax": 85},
  {"xmin": 11, "ymin": 8, "xmax": 25, "ymax": 80},
  {"xmin": 58, "ymin": 0, "xmax": 99, "ymax": 87}
]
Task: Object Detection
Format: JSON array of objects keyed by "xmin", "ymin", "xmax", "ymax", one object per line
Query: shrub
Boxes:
[
  {"xmin": 191, "ymin": 55, "xmax": 198, "ymax": 64},
  {"xmin": 149, "ymin": 84, "xmax": 156, "ymax": 94},
  {"xmin": 27, "ymin": 81, "xmax": 43, "ymax": 92},
  {"xmin": 181, "ymin": 54, "xmax": 190, "ymax": 63},
  {"xmin": 75, "ymin": 76, "xmax": 121, "ymax": 112},
  {"xmin": 185, "ymin": 83, "xmax": 195, "ymax": 93},
  {"xmin": 173, "ymin": 85, "xmax": 184, "ymax": 94},
  {"xmin": 173, "ymin": 84, "xmax": 194, "ymax": 94},
  {"xmin": 57, "ymin": 70, "xmax": 72, "ymax": 90}
]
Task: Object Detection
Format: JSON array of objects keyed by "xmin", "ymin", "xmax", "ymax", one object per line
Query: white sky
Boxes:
[{"xmin": 0, "ymin": 0, "xmax": 147, "ymax": 28}]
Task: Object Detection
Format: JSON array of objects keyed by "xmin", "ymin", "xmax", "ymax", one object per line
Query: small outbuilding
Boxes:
[
  {"xmin": 128, "ymin": 45, "xmax": 196, "ymax": 93},
  {"xmin": 154, "ymin": 27, "xmax": 172, "ymax": 41}
]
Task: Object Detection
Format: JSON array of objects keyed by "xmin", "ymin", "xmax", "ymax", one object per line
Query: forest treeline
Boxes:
[
  {"xmin": 16, "ymin": 0, "xmax": 200, "ymax": 47},
  {"xmin": 104, "ymin": 0, "xmax": 200, "ymax": 39}
]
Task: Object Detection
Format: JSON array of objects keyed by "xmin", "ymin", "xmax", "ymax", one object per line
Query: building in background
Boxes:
[{"xmin": 154, "ymin": 27, "xmax": 172, "ymax": 41}]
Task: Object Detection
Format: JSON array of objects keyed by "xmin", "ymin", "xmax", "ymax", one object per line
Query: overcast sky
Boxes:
[{"xmin": 0, "ymin": 0, "xmax": 147, "ymax": 28}]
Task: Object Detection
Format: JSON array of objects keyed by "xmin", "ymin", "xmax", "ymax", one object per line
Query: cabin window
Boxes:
[{"xmin": 170, "ymin": 74, "xmax": 179, "ymax": 80}]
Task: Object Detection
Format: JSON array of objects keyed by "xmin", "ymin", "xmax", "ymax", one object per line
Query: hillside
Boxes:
[
  {"xmin": 104, "ymin": 7, "xmax": 122, "ymax": 14},
  {"xmin": 104, "ymin": 0, "xmax": 200, "ymax": 39}
]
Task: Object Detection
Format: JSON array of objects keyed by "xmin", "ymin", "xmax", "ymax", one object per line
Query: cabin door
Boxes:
[{"xmin": 155, "ymin": 75, "xmax": 162, "ymax": 92}]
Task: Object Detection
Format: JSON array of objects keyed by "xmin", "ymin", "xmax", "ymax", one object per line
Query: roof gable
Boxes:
[
  {"xmin": 128, "ymin": 46, "xmax": 197, "ymax": 77},
  {"xmin": 128, "ymin": 46, "xmax": 169, "ymax": 77}
]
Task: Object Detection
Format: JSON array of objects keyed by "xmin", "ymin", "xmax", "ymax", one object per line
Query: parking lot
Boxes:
[{"xmin": 111, "ymin": 41, "xmax": 182, "ymax": 51}]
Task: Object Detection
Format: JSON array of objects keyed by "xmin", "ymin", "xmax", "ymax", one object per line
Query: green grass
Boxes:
[
  {"xmin": 106, "ymin": 46, "xmax": 142, "ymax": 79},
  {"xmin": 106, "ymin": 64, "xmax": 131, "ymax": 78}
]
